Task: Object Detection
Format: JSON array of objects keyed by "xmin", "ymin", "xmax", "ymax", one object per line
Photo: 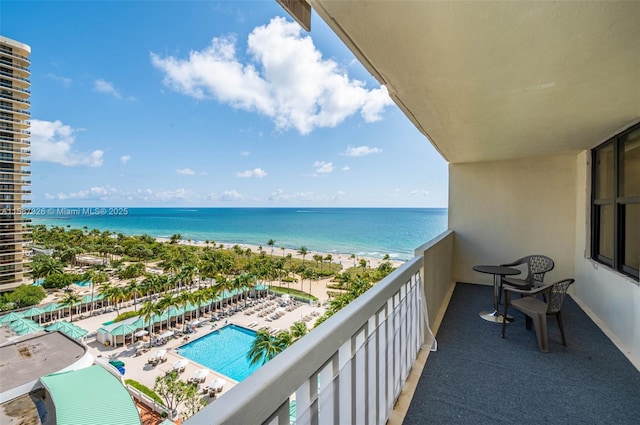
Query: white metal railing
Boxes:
[
  {"xmin": 126, "ymin": 386, "xmax": 170, "ymax": 417},
  {"xmin": 186, "ymin": 255, "xmax": 434, "ymax": 425}
]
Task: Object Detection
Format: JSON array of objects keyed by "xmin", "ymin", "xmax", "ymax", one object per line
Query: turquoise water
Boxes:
[
  {"xmin": 32, "ymin": 278, "xmax": 91, "ymax": 287},
  {"xmin": 102, "ymin": 320, "xmax": 114, "ymax": 326},
  {"xmin": 177, "ymin": 324, "xmax": 261, "ymax": 382},
  {"xmin": 31, "ymin": 208, "xmax": 448, "ymax": 261}
]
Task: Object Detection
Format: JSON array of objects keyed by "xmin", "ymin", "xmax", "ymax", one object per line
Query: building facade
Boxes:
[{"xmin": 0, "ymin": 36, "xmax": 31, "ymax": 291}]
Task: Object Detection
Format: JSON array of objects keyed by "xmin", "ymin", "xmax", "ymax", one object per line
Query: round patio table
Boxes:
[{"xmin": 473, "ymin": 265, "xmax": 521, "ymax": 323}]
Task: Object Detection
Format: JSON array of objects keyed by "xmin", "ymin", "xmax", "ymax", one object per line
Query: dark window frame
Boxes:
[{"xmin": 591, "ymin": 122, "xmax": 640, "ymax": 280}]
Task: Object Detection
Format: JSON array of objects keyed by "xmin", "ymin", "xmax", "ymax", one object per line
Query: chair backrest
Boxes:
[
  {"xmin": 526, "ymin": 255, "xmax": 555, "ymax": 284},
  {"xmin": 546, "ymin": 278, "xmax": 575, "ymax": 314}
]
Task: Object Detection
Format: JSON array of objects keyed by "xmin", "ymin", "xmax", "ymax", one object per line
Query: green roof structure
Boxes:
[{"xmin": 40, "ymin": 365, "xmax": 140, "ymax": 425}]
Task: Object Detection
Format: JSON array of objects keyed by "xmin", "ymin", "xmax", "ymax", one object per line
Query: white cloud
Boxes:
[
  {"xmin": 333, "ymin": 190, "xmax": 346, "ymax": 200},
  {"xmin": 45, "ymin": 185, "xmax": 118, "ymax": 201},
  {"xmin": 177, "ymin": 168, "xmax": 196, "ymax": 175},
  {"xmin": 342, "ymin": 165, "xmax": 351, "ymax": 171},
  {"xmin": 151, "ymin": 17, "xmax": 393, "ymax": 135},
  {"xmin": 219, "ymin": 190, "xmax": 245, "ymax": 201},
  {"xmin": 344, "ymin": 145, "xmax": 382, "ymax": 157},
  {"xmin": 240, "ymin": 151, "xmax": 250, "ymax": 156},
  {"xmin": 47, "ymin": 73, "xmax": 72, "ymax": 88},
  {"xmin": 237, "ymin": 168, "xmax": 267, "ymax": 178},
  {"xmin": 313, "ymin": 161, "xmax": 334, "ymax": 173},
  {"xmin": 268, "ymin": 189, "xmax": 317, "ymax": 203},
  {"xmin": 30, "ymin": 119, "xmax": 104, "ymax": 167},
  {"xmin": 94, "ymin": 79, "xmax": 122, "ymax": 99},
  {"xmin": 123, "ymin": 188, "xmax": 199, "ymax": 203},
  {"xmin": 120, "ymin": 154, "xmax": 132, "ymax": 165},
  {"xmin": 410, "ymin": 189, "xmax": 430, "ymax": 196}
]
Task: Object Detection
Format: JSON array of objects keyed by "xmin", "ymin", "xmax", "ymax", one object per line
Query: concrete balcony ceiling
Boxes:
[{"xmin": 309, "ymin": 1, "xmax": 640, "ymax": 163}]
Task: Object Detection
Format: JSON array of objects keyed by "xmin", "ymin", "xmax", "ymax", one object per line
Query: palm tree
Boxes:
[
  {"xmin": 248, "ymin": 329, "xmax": 286, "ymax": 366},
  {"xmin": 191, "ymin": 289, "xmax": 207, "ymax": 320},
  {"xmin": 359, "ymin": 258, "xmax": 368, "ymax": 270},
  {"xmin": 83, "ymin": 269, "xmax": 109, "ymax": 313},
  {"xmin": 98, "ymin": 282, "xmax": 115, "ymax": 312},
  {"xmin": 313, "ymin": 254, "xmax": 324, "ymax": 272},
  {"xmin": 126, "ymin": 279, "xmax": 141, "ymax": 311},
  {"xmin": 212, "ymin": 278, "xmax": 233, "ymax": 315},
  {"xmin": 297, "ymin": 246, "xmax": 308, "ymax": 266},
  {"xmin": 289, "ymin": 321, "xmax": 308, "ymax": 342},
  {"xmin": 267, "ymin": 239, "xmax": 276, "ymax": 258},
  {"xmin": 59, "ymin": 291, "xmax": 82, "ymax": 322},
  {"xmin": 177, "ymin": 290, "xmax": 195, "ymax": 323},
  {"xmin": 349, "ymin": 253, "xmax": 356, "ymax": 267},
  {"xmin": 157, "ymin": 292, "xmax": 177, "ymax": 328},
  {"xmin": 33, "ymin": 255, "xmax": 64, "ymax": 280},
  {"xmin": 139, "ymin": 300, "xmax": 159, "ymax": 348}
]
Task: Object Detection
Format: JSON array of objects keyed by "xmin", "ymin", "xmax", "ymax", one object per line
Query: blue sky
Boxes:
[{"xmin": 3, "ymin": 1, "xmax": 447, "ymax": 207}]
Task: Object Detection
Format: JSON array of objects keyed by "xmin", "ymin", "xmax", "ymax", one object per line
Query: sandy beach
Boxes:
[{"xmin": 155, "ymin": 237, "xmax": 405, "ymax": 271}]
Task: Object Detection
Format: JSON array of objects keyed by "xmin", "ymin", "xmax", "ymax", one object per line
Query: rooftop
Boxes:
[{"xmin": 0, "ymin": 331, "xmax": 86, "ymax": 394}]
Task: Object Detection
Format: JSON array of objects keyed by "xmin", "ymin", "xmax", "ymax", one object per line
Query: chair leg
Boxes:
[
  {"xmin": 525, "ymin": 316, "xmax": 532, "ymax": 330},
  {"xmin": 556, "ymin": 312, "xmax": 567, "ymax": 346},
  {"xmin": 501, "ymin": 301, "xmax": 509, "ymax": 338},
  {"xmin": 533, "ymin": 314, "xmax": 548, "ymax": 353}
]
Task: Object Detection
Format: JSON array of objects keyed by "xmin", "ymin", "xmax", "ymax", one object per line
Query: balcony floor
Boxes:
[{"xmin": 404, "ymin": 282, "xmax": 640, "ymax": 424}]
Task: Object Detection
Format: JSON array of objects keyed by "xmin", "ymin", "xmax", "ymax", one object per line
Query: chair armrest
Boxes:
[{"xmin": 503, "ymin": 282, "xmax": 554, "ymax": 297}]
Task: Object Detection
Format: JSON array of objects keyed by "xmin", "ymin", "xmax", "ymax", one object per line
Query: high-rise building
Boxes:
[{"xmin": 0, "ymin": 36, "xmax": 31, "ymax": 291}]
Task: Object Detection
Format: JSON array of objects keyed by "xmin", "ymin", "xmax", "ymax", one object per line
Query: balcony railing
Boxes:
[{"xmin": 186, "ymin": 234, "xmax": 452, "ymax": 425}]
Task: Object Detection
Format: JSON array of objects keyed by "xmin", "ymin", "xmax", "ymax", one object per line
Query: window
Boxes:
[{"xmin": 592, "ymin": 123, "xmax": 640, "ymax": 280}]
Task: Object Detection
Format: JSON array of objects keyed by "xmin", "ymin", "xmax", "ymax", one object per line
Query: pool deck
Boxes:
[{"xmin": 74, "ymin": 295, "xmax": 327, "ymax": 405}]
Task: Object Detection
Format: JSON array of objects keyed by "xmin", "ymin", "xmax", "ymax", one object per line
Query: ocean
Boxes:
[{"xmin": 30, "ymin": 207, "xmax": 448, "ymax": 261}]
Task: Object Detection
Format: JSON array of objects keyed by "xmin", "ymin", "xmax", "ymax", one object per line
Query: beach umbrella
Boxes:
[
  {"xmin": 150, "ymin": 349, "xmax": 167, "ymax": 360},
  {"xmin": 210, "ymin": 378, "xmax": 226, "ymax": 392},
  {"xmin": 0, "ymin": 311, "xmax": 24, "ymax": 324},
  {"xmin": 192, "ymin": 368, "xmax": 209, "ymax": 381},
  {"xmin": 173, "ymin": 359, "xmax": 188, "ymax": 371}
]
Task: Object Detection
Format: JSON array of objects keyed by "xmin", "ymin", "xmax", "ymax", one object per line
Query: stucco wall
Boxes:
[
  {"xmin": 572, "ymin": 151, "xmax": 639, "ymax": 367},
  {"xmin": 450, "ymin": 154, "xmax": 577, "ymax": 285}
]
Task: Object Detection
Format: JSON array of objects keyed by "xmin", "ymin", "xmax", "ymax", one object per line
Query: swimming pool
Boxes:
[
  {"xmin": 177, "ymin": 324, "xmax": 261, "ymax": 382},
  {"xmin": 32, "ymin": 278, "xmax": 91, "ymax": 287}
]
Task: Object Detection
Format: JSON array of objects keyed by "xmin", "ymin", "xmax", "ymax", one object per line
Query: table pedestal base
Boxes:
[{"xmin": 479, "ymin": 310, "xmax": 514, "ymax": 323}]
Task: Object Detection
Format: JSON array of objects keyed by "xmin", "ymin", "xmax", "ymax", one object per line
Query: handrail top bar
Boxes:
[{"xmin": 186, "ymin": 255, "xmax": 423, "ymax": 424}]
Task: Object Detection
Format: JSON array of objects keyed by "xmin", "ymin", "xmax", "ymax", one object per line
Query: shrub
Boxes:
[
  {"xmin": 4, "ymin": 285, "xmax": 47, "ymax": 308},
  {"xmin": 114, "ymin": 310, "xmax": 139, "ymax": 322},
  {"xmin": 125, "ymin": 379, "xmax": 165, "ymax": 406}
]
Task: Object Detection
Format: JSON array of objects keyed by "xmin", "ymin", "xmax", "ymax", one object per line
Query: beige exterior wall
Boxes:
[
  {"xmin": 572, "ymin": 151, "xmax": 640, "ymax": 366},
  {"xmin": 449, "ymin": 154, "xmax": 577, "ymax": 286}
]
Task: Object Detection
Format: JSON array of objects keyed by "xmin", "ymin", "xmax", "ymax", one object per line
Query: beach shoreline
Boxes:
[{"xmin": 155, "ymin": 237, "xmax": 406, "ymax": 270}]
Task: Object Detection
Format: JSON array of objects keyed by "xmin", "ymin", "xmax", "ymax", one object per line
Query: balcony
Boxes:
[{"xmin": 185, "ymin": 230, "xmax": 639, "ymax": 424}]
